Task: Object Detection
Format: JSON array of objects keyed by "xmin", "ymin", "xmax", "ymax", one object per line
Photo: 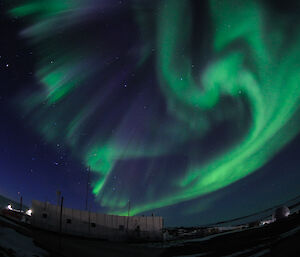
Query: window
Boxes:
[
  {"xmin": 119, "ymin": 225, "xmax": 124, "ymax": 231},
  {"xmin": 42, "ymin": 213, "xmax": 47, "ymax": 219},
  {"xmin": 66, "ymin": 218, "xmax": 72, "ymax": 224},
  {"xmin": 91, "ymin": 223, "xmax": 96, "ymax": 228}
]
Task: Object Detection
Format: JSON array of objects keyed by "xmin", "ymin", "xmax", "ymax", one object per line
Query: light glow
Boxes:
[{"xmin": 26, "ymin": 209, "xmax": 32, "ymax": 216}]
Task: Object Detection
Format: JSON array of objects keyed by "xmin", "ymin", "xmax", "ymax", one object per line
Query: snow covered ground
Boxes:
[{"xmin": 0, "ymin": 222, "xmax": 48, "ymax": 257}]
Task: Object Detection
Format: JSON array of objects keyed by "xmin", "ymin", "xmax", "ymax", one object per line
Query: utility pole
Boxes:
[
  {"xmin": 126, "ymin": 200, "xmax": 131, "ymax": 232},
  {"xmin": 85, "ymin": 166, "xmax": 90, "ymax": 211},
  {"xmin": 20, "ymin": 196, "xmax": 23, "ymax": 213},
  {"xmin": 17, "ymin": 192, "xmax": 22, "ymax": 213},
  {"xmin": 128, "ymin": 200, "xmax": 131, "ymax": 217},
  {"xmin": 59, "ymin": 196, "xmax": 64, "ymax": 233},
  {"xmin": 56, "ymin": 190, "xmax": 61, "ymax": 206},
  {"xmin": 59, "ymin": 196, "xmax": 64, "ymax": 250}
]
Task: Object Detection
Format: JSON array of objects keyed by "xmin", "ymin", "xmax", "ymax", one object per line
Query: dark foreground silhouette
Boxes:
[{"xmin": 0, "ymin": 211, "xmax": 299, "ymax": 257}]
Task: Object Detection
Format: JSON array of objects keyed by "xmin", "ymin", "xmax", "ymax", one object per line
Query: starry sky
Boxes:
[{"xmin": 1, "ymin": 0, "xmax": 300, "ymax": 227}]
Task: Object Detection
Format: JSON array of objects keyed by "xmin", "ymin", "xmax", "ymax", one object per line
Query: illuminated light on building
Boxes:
[{"xmin": 26, "ymin": 209, "xmax": 32, "ymax": 216}]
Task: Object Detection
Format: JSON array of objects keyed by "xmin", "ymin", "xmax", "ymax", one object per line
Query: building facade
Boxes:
[{"xmin": 31, "ymin": 200, "xmax": 163, "ymax": 241}]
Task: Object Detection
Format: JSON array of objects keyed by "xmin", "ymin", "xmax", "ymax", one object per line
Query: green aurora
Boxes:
[{"xmin": 8, "ymin": 0, "xmax": 300, "ymax": 215}]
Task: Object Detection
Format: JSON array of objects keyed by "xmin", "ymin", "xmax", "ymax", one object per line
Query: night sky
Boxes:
[{"xmin": 1, "ymin": 0, "xmax": 300, "ymax": 227}]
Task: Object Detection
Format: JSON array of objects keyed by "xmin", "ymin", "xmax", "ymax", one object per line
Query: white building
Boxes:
[{"xmin": 31, "ymin": 200, "xmax": 163, "ymax": 241}]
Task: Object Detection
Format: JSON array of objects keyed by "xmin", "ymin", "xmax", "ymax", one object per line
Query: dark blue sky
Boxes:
[{"xmin": 0, "ymin": 0, "xmax": 300, "ymax": 227}]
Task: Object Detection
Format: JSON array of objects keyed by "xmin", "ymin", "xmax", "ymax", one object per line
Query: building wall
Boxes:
[{"xmin": 31, "ymin": 200, "xmax": 163, "ymax": 241}]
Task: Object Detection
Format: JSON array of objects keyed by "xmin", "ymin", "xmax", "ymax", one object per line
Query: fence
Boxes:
[{"xmin": 31, "ymin": 200, "xmax": 163, "ymax": 241}]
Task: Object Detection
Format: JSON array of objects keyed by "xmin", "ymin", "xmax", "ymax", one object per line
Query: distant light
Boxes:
[
  {"xmin": 26, "ymin": 209, "xmax": 32, "ymax": 216},
  {"xmin": 7, "ymin": 204, "xmax": 12, "ymax": 210},
  {"xmin": 260, "ymin": 219, "xmax": 274, "ymax": 226}
]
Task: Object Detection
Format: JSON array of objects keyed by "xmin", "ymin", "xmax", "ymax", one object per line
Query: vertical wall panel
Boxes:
[
  {"xmin": 89, "ymin": 212, "xmax": 97, "ymax": 237},
  {"xmin": 31, "ymin": 200, "xmax": 163, "ymax": 240},
  {"xmin": 72, "ymin": 209, "xmax": 81, "ymax": 236}
]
